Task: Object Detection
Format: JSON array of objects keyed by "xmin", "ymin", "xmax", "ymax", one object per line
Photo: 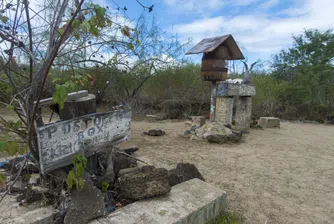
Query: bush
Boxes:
[{"xmin": 251, "ymin": 75, "xmax": 288, "ymax": 118}]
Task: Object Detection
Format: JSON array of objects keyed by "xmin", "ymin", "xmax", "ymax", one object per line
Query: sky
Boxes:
[{"xmin": 94, "ymin": 0, "xmax": 334, "ymax": 66}]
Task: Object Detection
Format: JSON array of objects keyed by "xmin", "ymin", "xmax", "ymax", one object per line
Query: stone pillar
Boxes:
[
  {"xmin": 234, "ymin": 97, "xmax": 252, "ymax": 131},
  {"xmin": 210, "ymin": 81, "xmax": 217, "ymax": 122},
  {"xmin": 215, "ymin": 97, "xmax": 234, "ymax": 125}
]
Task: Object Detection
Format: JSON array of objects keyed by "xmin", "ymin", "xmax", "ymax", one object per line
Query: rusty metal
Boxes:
[{"xmin": 186, "ymin": 34, "xmax": 245, "ymax": 60}]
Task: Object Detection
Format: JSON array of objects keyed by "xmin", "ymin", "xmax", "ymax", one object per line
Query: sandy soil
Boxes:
[
  {"xmin": 2, "ymin": 107, "xmax": 334, "ymax": 224},
  {"xmin": 119, "ymin": 120, "xmax": 334, "ymax": 224}
]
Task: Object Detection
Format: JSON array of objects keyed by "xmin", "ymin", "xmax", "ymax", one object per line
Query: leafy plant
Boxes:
[
  {"xmin": 0, "ymin": 139, "xmax": 26, "ymax": 156},
  {"xmin": 0, "ymin": 173, "xmax": 6, "ymax": 185},
  {"xmin": 208, "ymin": 211, "xmax": 242, "ymax": 224},
  {"xmin": 66, "ymin": 155, "xmax": 88, "ymax": 191},
  {"xmin": 101, "ymin": 181, "xmax": 109, "ymax": 192}
]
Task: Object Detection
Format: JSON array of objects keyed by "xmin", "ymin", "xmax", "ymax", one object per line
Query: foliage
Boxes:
[
  {"xmin": 207, "ymin": 211, "xmax": 242, "ymax": 224},
  {"xmin": 0, "ymin": 117, "xmax": 27, "ymax": 156},
  {"xmin": 66, "ymin": 154, "xmax": 88, "ymax": 191},
  {"xmin": 101, "ymin": 181, "xmax": 109, "ymax": 192},
  {"xmin": 271, "ymin": 29, "xmax": 334, "ymax": 118},
  {"xmin": 0, "ymin": 139, "xmax": 26, "ymax": 156},
  {"xmin": 0, "ymin": 0, "xmax": 157, "ymax": 160},
  {"xmin": 0, "ymin": 173, "xmax": 6, "ymax": 185},
  {"xmin": 251, "ymin": 75, "xmax": 288, "ymax": 117}
]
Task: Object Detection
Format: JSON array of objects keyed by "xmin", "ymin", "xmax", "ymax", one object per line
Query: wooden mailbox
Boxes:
[
  {"xmin": 186, "ymin": 34, "xmax": 245, "ymax": 121},
  {"xmin": 186, "ymin": 35, "xmax": 244, "ymax": 81}
]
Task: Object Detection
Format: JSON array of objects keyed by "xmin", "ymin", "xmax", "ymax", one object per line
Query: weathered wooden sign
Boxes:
[{"xmin": 37, "ymin": 109, "xmax": 131, "ymax": 173}]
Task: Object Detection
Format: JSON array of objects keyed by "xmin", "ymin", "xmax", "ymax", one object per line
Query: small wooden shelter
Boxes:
[
  {"xmin": 186, "ymin": 34, "xmax": 244, "ymax": 121},
  {"xmin": 186, "ymin": 34, "xmax": 244, "ymax": 81}
]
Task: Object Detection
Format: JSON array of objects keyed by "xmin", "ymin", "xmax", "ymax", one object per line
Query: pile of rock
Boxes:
[
  {"xmin": 1, "ymin": 147, "xmax": 206, "ymax": 224},
  {"xmin": 184, "ymin": 122, "xmax": 242, "ymax": 144}
]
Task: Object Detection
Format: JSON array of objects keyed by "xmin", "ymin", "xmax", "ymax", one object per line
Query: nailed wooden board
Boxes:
[{"xmin": 37, "ymin": 109, "xmax": 131, "ymax": 173}]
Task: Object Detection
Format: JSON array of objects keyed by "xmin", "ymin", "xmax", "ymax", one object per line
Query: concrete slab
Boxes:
[
  {"xmin": 2, "ymin": 205, "xmax": 56, "ymax": 224},
  {"xmin": 91, "ymin": 179, "xmax": 227, "ymax": 224},
  {"xmin": 259, "ymin": 117, "xmax": 280, "ymax": 128}
]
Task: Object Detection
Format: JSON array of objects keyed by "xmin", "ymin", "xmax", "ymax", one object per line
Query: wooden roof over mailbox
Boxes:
[{"xmin": 185, "ymin": 34, "xmax": 245, "ymax": 60}]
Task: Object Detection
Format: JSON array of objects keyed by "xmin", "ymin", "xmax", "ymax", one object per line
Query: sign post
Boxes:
[{"xmin": 37, "ymin": 109, "xmax": 131, "ymax": 173}]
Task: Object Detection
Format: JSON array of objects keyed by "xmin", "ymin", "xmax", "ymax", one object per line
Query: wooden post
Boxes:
[
  {"xmin": 60, "ymin": 94, "xmax": 98, "ymax": 172},
  {"xmin": 59, "ymin": 94, "xmax": 96, "ymax": 120},
  {"xmin": 210, "ymin": 81, "xmax": 217, "ymax": 122}
]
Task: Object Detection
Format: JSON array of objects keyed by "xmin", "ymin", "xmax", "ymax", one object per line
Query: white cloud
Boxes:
[
  {"xmin": 163, "ymin": 0, "xmax": 224, "ymax": 13},
  {"xmin": 173, "ymin": 0, "xmax": 334, "ymax": 60},
  {"xmin": 232, "ymin": 0, "xmax": 261, "ymax": 6},
  {"xmin": 260, "ymin": 0, "xmax": 279, "ymax": 9}
]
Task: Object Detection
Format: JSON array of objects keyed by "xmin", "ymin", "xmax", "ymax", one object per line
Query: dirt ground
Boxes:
[
  {"xmin": 2, "ymin": 107, "xmax": 334, "ymax": 224},
  {"xmin": 119, "ymin": 120, "xmax": 334, "ymax": 224}
]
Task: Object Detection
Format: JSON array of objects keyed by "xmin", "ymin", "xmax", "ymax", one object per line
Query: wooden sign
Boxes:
[{"xmin": 37, "ymin": 109, "xmax": 131, "ymax": 173}]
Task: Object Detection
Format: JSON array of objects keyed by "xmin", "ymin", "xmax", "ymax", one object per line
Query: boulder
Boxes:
[
  {"xmin": 117, "ymin": 167, "xmax": 140, "ymax": 177},
  {"xmin": 26, "ymin": 186, "xmax": 49, "ymax": 204},
  {"xmin": 183, "ymin": 130, "xmax": 192, "ymax": 138},
  {"xmin": 168, "ymin": 163, "xmax": 205, "ymax": 187},
  {"xmin": 114, "ymin": 153, "xmax": 137, "ymax": 175},
  {"xmin": 190, "ymin": 125, "xmax": 199, "ymax": 132},
  {"xmin": 9, "ymin": 180, "xmax": 26, "ymax": 193},
  {"xmin": 117, "ymin": 166, "xmax": 171, "ymax": 200},
  {"xmin": 207, "ymin": 135, "xmax": 228, "ymax": 144},
  {"xmin": 144, "ymin": 129, "xmax": 166, "ymax": 136},
  {"xmin": 195, "ymin": 122, "xmax": 233, "ymax": 139},
  {"xmin": 16, "ymin": 185, "xmax": 51, "ymax": 204},
  {"xmin": 15, "ymin": 160, "xmax": 39, "ymax": 173},
  {"xmin": 191, "ymin": 116, "xmax": 205, "ymax": 127},
  {"xmin": 64, "ymin": 172, "xmax": 105, "ymax": 224},
  {"xmin": 96, "ymin": 149, "xmax": 115, "ymax": 188},
  {"xmin": 122, "ymin": 146, "xmax": 139, "ymax": 155},
  {"xmin": 195, "ymin": 122, "xmax": 239, "ymax": 144},
  {"xmin": 227, "ymin": 131, "xmax": 242, "ymax": 143},
  {"xmin": 28, "ymin": 173, "xmax": 41, "ymax": 186}
]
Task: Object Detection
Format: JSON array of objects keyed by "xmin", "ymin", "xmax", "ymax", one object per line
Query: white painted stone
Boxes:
[
  {"xmin": 37, "ymin": 109, "xmax": 131, "ymax": 173},
  {"xmin": 217, "ymin": 82, "xmax": 256, "ymax": 96},
  {"xmin": 90, "ymin": 179, "xmax": 227, "ymax": 224}
]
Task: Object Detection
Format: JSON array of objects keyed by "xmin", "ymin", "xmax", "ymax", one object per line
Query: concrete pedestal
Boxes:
[
  {"xmin": 216, "ymin": 97, "xmax": 234, "ymax": 125},
  {"xmin": 234, "ymin": 97, "xmax": 252, "ymax": 131},
  {"xmin": 215, "ymin": 82, "xmax": 256, "ymax": 131}
]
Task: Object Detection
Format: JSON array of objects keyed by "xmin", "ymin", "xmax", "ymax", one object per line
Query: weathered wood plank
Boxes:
[
  {"xmin": 34, "ymin": 90, "xmax": 89, "ymax": 108},
  {"xmin": 37, "ymin": 109, "xmax": 131, "ymax": 173}
]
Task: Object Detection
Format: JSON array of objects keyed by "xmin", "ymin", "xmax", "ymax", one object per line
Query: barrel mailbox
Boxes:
[
  {"xmin": 201, "ymin": 55, "xmax": 228, "ymax": 81},
  {"xmin": 186, "ymin": 34, "xmax": 245, "ymax": 121}
]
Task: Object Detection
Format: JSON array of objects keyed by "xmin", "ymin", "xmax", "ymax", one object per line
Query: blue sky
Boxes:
[{"xmin": 79, "ymin": 0, "xmax": 334, "ymax": 66}]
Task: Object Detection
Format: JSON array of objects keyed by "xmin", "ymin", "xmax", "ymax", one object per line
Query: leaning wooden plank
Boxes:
[
  {"xmin": 34, "ymin": 90, "xmax": 89, "ymax": 108},
  {"xmin": 36, "ymin": 109, "xmax": 131, "ymax": 173}
]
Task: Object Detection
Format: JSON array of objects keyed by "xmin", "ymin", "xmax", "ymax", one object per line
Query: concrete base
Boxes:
[
  {"xmin": 90, "ymin": 179, "xmax": 227, "ymax": 224},
  {"xmin": 259, "ymin": 117, "xmax": 280, "ymax": 128}
]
